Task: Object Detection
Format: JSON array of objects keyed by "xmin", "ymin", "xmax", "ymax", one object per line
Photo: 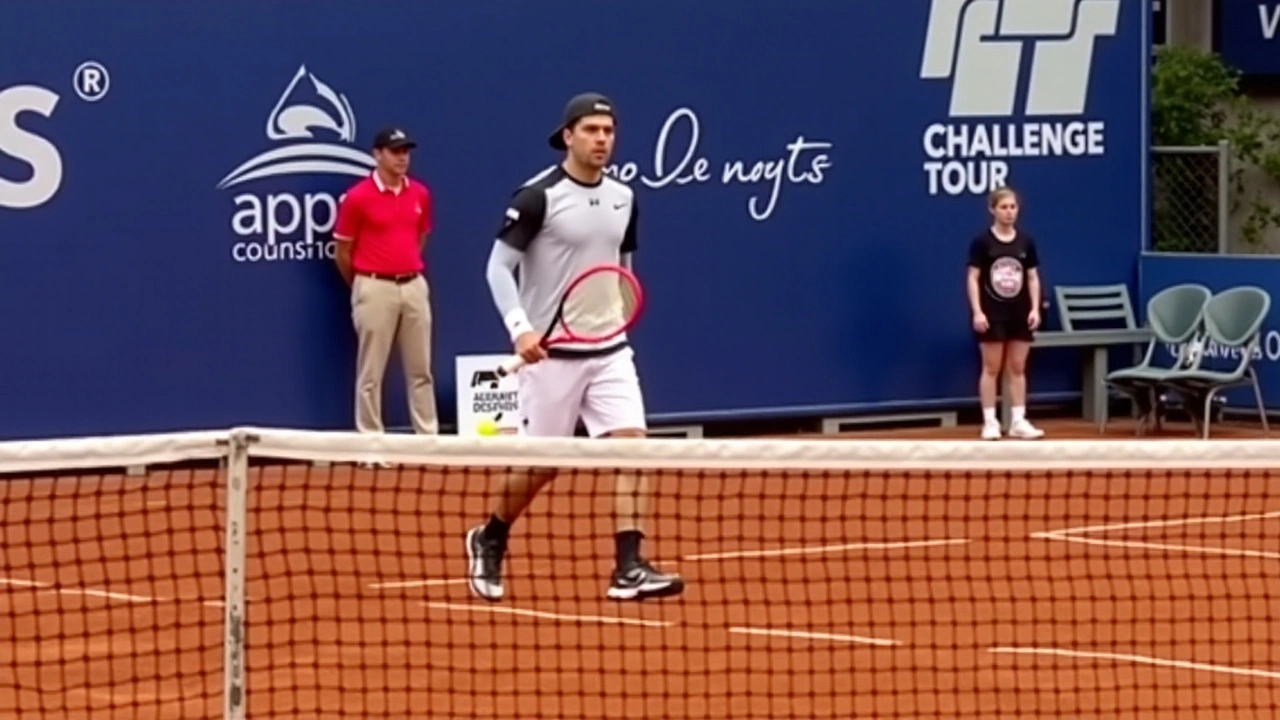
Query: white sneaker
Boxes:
[
  {"xmin": 980, "ymin": 419, "xmax": 1002, "ymax": 440},
  {"xmin": 1007, "ymin": 419, "xmax": 1045, "ymax": 440}
]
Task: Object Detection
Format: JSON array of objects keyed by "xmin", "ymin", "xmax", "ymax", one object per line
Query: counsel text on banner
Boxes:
[{"xmin": 218, "ymin": 64, "xmax": 375, "ymax": 264}]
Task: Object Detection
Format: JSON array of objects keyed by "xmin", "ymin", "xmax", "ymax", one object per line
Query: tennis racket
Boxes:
[{"xmin": 497, "ymin": 263, "xmax": 644, "ymax": 376}]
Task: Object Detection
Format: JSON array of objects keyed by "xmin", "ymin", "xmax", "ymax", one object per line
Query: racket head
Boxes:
[{"xmin": 546, "ymin": 263, "xmax": 644, "ymax": 345}]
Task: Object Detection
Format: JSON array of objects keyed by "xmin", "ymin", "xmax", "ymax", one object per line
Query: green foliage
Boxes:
[
  {"xmin": 1151, "ymin": 45, "xmax": 1240, "ymax": 145},
  {"xmin": 1151, "ymin": 45, "xmax": 1280, "ymax": 251}
]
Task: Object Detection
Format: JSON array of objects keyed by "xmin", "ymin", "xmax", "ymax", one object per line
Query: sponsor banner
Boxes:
[{"xmin": 0, "ymin": 0, "xmax": 1146, "ymax": 438}]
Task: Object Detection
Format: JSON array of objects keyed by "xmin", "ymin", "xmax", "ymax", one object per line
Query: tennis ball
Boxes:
[{"xmin": 476, "ymin": 418, "xmax": 500, "ymax": 437}]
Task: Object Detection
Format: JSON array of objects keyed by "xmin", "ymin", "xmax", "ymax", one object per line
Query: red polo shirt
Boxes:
[{"xmin": 333, "ymin": 173, "xmax": 433, "ymax": 274}]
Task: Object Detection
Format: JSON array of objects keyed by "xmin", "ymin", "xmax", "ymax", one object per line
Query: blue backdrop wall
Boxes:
[{"xmin": 0, "ymin": 0, "xmax": 1149, "ymax": 439}]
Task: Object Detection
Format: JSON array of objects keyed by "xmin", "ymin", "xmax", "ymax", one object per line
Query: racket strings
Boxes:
[{"xmin": 560, "ymin": 270, "xmax": 638, "ymax": 340}]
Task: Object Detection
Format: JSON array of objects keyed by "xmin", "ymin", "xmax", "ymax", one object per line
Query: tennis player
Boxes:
[
  {"xmin": 464, "ymin": 92, "xmax": 684, "ymax": 602},
  {"xmin": 967, "ymin": 186, "xmax": 1046, "ymax": 441}
]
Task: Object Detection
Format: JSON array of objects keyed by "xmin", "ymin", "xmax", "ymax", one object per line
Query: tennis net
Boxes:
[{"xmin": 1, "ymin": 427, "xmax": 1278, "ymax": 719}]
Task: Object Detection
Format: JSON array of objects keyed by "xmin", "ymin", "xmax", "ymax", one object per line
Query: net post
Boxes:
[{"xmin": 222, "ymin": 430, "xmax": 253, "ymax": 720}]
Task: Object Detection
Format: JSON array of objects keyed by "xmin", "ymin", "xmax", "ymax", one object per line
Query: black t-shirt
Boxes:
[{"xmin": 967, "ymin": 230, "xmax": 1039, "ymax": 320}]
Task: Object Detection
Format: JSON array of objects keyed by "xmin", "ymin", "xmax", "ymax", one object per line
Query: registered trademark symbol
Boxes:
[{"xmin": 72, "ymin": 61, "xmax": 110, "ymax": 102}]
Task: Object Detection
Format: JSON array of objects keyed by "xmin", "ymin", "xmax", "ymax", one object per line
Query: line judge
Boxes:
[{"xmin": 332, "ymin": 127, "xmax": 439, "ymax": 436}]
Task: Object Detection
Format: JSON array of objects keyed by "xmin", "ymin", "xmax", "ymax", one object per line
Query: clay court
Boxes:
[{"xmin": 1, "ymin": 418, "xmax": 1278, "ymax": 719}]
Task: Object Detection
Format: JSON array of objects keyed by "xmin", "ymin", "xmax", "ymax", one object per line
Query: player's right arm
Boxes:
[
  {"xmin": 485, "ymin": 185, "xmax": 547, "ymax": 364},
  {"xmin": 966, "ymin": 236, "xmax": 987, "ymax": 332}
]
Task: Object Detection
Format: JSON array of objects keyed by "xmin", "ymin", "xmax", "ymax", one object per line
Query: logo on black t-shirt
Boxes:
[{"xmin": 989, "ymin": 256, "xmax": 1024, "ymax": 300}]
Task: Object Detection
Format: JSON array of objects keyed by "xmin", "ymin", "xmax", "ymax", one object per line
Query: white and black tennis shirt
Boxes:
[{"xmin": 494, "ymin": 165, "xmax": 638, "ymax": 357}]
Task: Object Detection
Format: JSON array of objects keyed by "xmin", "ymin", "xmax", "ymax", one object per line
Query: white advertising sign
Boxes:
[{"xmin": 454, "ymin": 354, "xmax": 523, "ymax": 436}]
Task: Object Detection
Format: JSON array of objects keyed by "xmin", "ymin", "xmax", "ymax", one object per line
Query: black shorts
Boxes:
[{"xmin": 975, "ymin": 316, "xmax": 1033, "ymax": 343}]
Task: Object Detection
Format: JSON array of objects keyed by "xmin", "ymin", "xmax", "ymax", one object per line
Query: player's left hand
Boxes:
[{"xmin": 1028, "ymin": 308, "xmax": 1041, "ymax": 330}]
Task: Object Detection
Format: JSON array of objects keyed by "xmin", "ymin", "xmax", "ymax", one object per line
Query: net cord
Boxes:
[
  {"xmin": 0, "ymin": 429, "xmax": 227, "ymax": 474},
  {"xmin": 223, "ymin": 432, "xmax": 250, "ymax": 720},
  {"xmin": 0, "ymin": 426, "xmax": 1276, "ymax": 472}
]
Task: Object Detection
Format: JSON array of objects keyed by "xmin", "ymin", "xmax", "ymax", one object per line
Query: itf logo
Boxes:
[
  {"xmin": 218, "ymin": 65, "xmax": 376, "ymax": 263},
  {"xmin": 918, "ymin": 0, "xmax": 1120, "ymax": 196}
]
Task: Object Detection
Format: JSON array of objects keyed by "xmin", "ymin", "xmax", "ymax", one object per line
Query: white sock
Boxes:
[
  {"xmin": 983, "ymin": 407, "xmax": 997, "ymax": 423},
  {"xmin": 1012, "ymin": 406, "xmax": 1026, "ymax": 423}
]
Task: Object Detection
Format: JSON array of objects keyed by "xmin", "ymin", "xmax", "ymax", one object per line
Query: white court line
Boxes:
[
  {"xmin": 2, "ymin": 576, "xmax": 236, "ymax": 607},
  {"xmin": 423, "ymin": 601, "xmax": 673, "ymax": 628},
  {"xmin": 1033, "ymin": 510, "xmax": 1280, "ymax": 560},
  {"xmin": 730, "ymin": 626, "xmax": 900, "ymax": 647},
  {"xmin": 1036, "ymin": 509, "xmax": 1280, "ymax": 537},
  {"xmin": 368, "ymin": 578, "xmax": 467, "ymax": 590},
  {"xmin": 0, "ymin": 577, "xmax": 53, "ymax": 589},
  {"xmin": 683, "ymin": 538, "xmax": 970, "ymax": 561},
  {"xmin": 990, "ymin": 646, "xmax": 1280, "ymax": 681},
  {"xmin": 51, "ymin": 588, "xmax": 157, "ymax": 603},
  {"xmin": 1034, "ymin": 535, "xmax": 1280, "ymax": 561}
]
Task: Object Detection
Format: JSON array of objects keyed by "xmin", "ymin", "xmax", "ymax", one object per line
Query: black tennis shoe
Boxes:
[
  {"xmin": 606, "ymin": 560, "xmax": 685, "ymax": 601},
  {"xmin": 465, "ymin": 525, "xmax": 506, "ymax": 602}
]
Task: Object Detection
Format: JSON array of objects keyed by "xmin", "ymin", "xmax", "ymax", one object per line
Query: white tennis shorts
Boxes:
[{"xmin": 518, "ymin": 346, "xmax": 647, "ymax": 437}]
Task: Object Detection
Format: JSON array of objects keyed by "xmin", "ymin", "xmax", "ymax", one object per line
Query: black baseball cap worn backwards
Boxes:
[
  {"xmin": 548, "ymin": 93, "xmax": 616, "ymax": 150},
  {"xmin": 372, "ymin": 127, "xmax": 417, "ymax": 150}
]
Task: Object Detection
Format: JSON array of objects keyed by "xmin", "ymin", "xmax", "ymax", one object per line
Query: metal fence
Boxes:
[{"xmin": 1150, "ymin": 142, "xmax": 1230, "ymax": 254}]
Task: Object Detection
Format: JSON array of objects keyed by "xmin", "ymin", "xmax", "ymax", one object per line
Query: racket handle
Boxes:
[{"xmin": 496, "ymin": 355, "xmax": 527, "ymax": 378}]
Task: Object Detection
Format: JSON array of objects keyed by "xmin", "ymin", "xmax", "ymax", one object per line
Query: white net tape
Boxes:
[{"xmin": 0, "ymin": 426, "xmax": 1274, "ymax": 473}]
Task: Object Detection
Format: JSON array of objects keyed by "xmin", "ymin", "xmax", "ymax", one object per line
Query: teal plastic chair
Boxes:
[
  {"xmin": 1163, "ymin": 286, "xmax": 1272, "ymax": 439},
  {"xmin": 1102, "ymin": 283, "xmax": 1212, "ymax": 435}
]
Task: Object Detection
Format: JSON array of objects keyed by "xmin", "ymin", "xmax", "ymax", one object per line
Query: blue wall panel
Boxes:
[
  {"xmin": 1216, "ymin": 0, "xmax": 1280, "ymax": 76},
  {"xmin": 0, "ymin": 0, "xmax": 1148, "ymax": 438}
]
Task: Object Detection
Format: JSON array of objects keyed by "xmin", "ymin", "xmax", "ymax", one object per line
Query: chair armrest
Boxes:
[{"xmin": 1033, "ymin": 329, "xmax": 1153, "ymax": 348}]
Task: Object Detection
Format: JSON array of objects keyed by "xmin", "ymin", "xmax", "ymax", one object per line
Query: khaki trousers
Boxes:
[{"xmin": 351, "ymin": 274, "xmax": 438, "ymax": 434}]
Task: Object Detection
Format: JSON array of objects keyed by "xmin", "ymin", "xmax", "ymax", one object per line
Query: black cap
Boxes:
[
  {"xmin": 372, "ymin": 127, "xmax": 417, "ymax": 150},
  {"xmin": 548, "ymin": 93, "xmax": 616, "ymax": 150}
]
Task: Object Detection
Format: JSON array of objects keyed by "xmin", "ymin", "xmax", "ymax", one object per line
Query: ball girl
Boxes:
[{"xmin": 966, "ymin": 186, "xmax": 1045, "ymax": 441}]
